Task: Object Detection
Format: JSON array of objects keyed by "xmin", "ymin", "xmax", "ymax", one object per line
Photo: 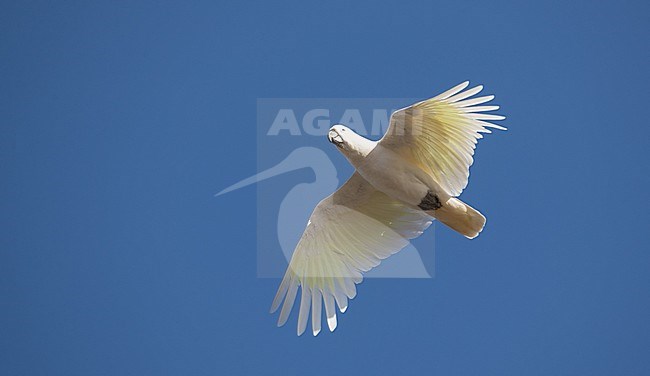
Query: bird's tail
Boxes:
[{"xmin": 429, "ymin": 198, "xmax": 486, "ymax": 239}]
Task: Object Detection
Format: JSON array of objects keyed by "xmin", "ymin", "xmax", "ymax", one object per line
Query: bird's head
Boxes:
[
  {"xmin": 327, "ymin": 124, "xmax": 350, "ymax": 150},
  {"xmin": 328, "ymin": 124, "xmax": 375, "ymax": 161}
]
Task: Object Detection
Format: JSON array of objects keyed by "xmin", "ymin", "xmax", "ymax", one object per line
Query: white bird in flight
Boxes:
[{"xmin": 270, "ymin": 81, "xmax": 506, "ymax": 336}]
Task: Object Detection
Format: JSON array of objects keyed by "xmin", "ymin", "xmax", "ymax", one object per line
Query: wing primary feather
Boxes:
[
  {"xmin": 333, "ymin": 284, "xmax": 348, "ymax": 313},
  {"xmin": 323, "ymin": 293, "xmax": 338, "ymax": 332},
  {"xmin": 348, "ymin": 283, "xmax": 357, "ymax": 299},
  {"xmin": 462, "ymin": 105, "xmax": 499, "ymax": 113},
  {"xmin": 432, "ymin": 81, "xmax": 470, "ymax": 101},
  {"xmin": 277, "ymin": 281, "xmax": 298, "ymax": 327},
  {"xmin": 455, "ymin": 95, "xmax": 495, "ymax": 107},
  {"xmin": 297, "ymin": 285, "xmax": 311, "ymax": 336},
  {"xmin": 270, "ymin": 272, "xmax": 291, "ymax": 313},
  {"xmin": 475, "ymin": 120, "xmax": 507, "ymax": 131},
  {"xmin": 468, "ymin": 113, "xmax": 506, "ymax": 121},
  {"xmin": 311, "ymin": 289, "xmax": 322, "ymax": 336},
  {"xmin": 446, "ymin": 85, "xmax": 483, "ymax": 103}
]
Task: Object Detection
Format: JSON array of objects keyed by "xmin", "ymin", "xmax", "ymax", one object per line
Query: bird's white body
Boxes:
[
  {"xmin": 267, "ymin": 82, "xmax": 507, "ymax": 336},
  {"xmin": 339, "ymin": 138, "xmax": 448, "ymax": 208}
]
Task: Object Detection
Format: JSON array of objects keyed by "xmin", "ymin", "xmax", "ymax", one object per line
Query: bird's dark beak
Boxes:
[{"xmin": 328, "ymin": 130, "xmax": 344, "ymax": 148}]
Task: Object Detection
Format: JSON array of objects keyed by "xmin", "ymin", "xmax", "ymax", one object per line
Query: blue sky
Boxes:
[{"xmin": 1, "ymin": 1, "xmax": 649, "ymax": 375}]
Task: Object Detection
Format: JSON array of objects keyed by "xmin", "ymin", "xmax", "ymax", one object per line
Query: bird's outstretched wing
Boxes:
[
  {"xmin": 270, "ymin": 172, "xmax": 432, "ymax": 336},
  {"xmin": 380, "ymin": 81, "xmax": 506, "ymax": 197}
]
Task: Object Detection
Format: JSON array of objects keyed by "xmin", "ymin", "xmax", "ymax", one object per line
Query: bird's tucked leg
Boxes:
[{"xmin": 417, "ymin": 190, "xmax": 442, "ymax": 211}]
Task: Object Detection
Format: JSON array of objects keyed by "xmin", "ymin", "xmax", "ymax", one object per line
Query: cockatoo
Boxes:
[{"xmin": 270, "ymin": 81, "xmax": 506, "ymax": 336}]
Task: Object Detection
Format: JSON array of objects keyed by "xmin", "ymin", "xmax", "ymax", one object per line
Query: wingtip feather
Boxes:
[
  {"xmin": 327, "ymin": 315, "xmax": 338, "ymax": 332},
  {"xmin": 433, "ymin": 81, "xmax": 471, "ymax": 101}
]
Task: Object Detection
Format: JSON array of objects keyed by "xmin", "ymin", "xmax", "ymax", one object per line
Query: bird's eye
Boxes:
[{"xmin": 342, "ymin": 129, "xmax": 346, "ymax": 132}]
